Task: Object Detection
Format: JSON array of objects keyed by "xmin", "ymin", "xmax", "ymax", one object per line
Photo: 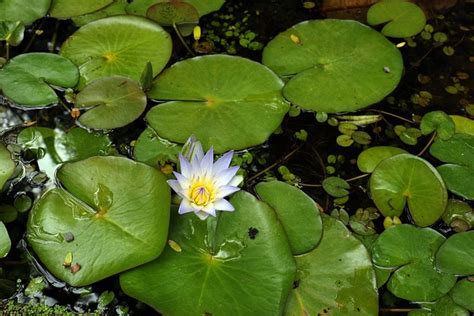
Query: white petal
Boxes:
[
  {"xmin": 216, "ymin": 185, "xmax": 240, "ymax": 199},
  {"xmin": 193, "ymin": 140, "xmax": 204, "ymax": 160},
  {"xmin": 200, "ymin": 147, "xmax": 214, "ymax": 175},
  {"xmin": 178, "ymin": 199, "xmax": 196, "ymax": 214},
  {"xmin": 202, "ymin": 203, "xmax": 217, "ymax": 217},
  {"xmin": 229, "ymin": 175, "xmax": 243, "ymax": 187},
  {"xmin": 195, "ymin": 211, "xmax": 210, "ymax": 220},
  {"xmin": 173, "ymin": 172, "xmax": 190, "ymax": 189},
  {"xmin": 214, "ymin": 166, "xmax": 239, "ymax": 187},
  {"xmin": 213, "ymin": 199, "xmax": 235, "ymax": 212},
  {"xmin": 213, "ymin": 151, "xmax": 233, "ymax": 174},
  {"xmin": 179, "ymin": 154, "xmax": 193, "ymax": 178}
]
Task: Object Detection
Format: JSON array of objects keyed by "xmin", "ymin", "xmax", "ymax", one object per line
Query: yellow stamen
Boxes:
[{"xmin": 189, "ymin": 180, "xmax": 215, "ymax": 206}]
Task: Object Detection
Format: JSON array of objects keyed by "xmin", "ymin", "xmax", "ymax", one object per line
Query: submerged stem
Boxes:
[{"xmin": 173, "ymin": 23, "xmax": 195, "ymax": 57}]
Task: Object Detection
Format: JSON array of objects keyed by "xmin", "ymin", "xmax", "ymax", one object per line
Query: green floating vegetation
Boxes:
[
  {"xmin": 357, "ymin": 146, "xmax": 407, "ymax": 173},
  {"xmin": 133, "ymin": 127, "xmax": 182, "ymax": 167},
  {"xmin": 436, "ymin": 231, "xmax": 474, "ymax": 276},
  {"xmin": 0, "ymin": 53, "xmax": 79, "ymax": 107},
  {"xmin": 0, "ymin": 0, "xmax": 50, "ymax": 24},
  {"xmin": 48, "ymin": 0, "xmax": 113, "ymax": 19},
  {"xmin": 450, "ymin": 278, "xmax": 474, "ymax": 312},
  {"xmin": 0, "ymin": 222, "xmax": 11, "ymax": 258},
  {"xmin": 72, "ymin": 0, "xmax": 128, "ymax": 26},
  {"xmin": 0, "ymin": 144, "xmax": 15, "ymax": 191},
  {"xmin": 27, "ymin": 156, "xmax": 171, "ymax": 286},
  {"xmin": 120, "ymin": 191, "xmax": 296, "ymax": 315},
  {"xmin": 263, "ymin": 19, "xmax": 403, "ymax": 113},
  {"xmin": 408, "ymin": 295, "xmax": 470, "ymax": 316},
  {"xmin": 60, "ymin": 15, "xmax": 172, "ymax": 89},
  {"xmin": 126, "ymin": 0, "xmax": 225, "ymax": 18},
  {"xmin": 146, "ymin": 55, "xmax": 289, "ymax": 153}
]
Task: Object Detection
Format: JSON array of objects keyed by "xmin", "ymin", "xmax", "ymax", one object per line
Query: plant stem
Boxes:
[
  {"xmin": 367, "ymin": 109, "xmax": 415, "ymax": 124},
  {"xmin": 417, "ymin": 132, "xmax": 436, "ymax": 157},
  {"xmin": 173, "ymin": 23, "xmax": 195, "ymax": 56},
  {"xmin": 300, "ymin": 173, "xmax": 369, "ymax": 188}
]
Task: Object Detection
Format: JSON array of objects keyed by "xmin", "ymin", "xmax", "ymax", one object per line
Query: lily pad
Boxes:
[
  {"xmin": 285, "ymin": 215, "xmax": 378, "ymax": 315},
  {"xmin": 0, "ymin": 222, "xmax": 11, "ymax": 258},
  {"xmin": 420, "ymin": 111, "xmax": 455, "ymax": 140},
  {"xmin": 120, "ymin": 191, "xmax": 296, "ymax": 315},
  {"xmin": 322, "ymin": 176, "xmax": 350, "ymax": 197},
  {"xmin": 146, "ymin": 55, "xmax": 289, "ymax": 153},
  {"xmin": 75, "ymin": 76, "xmax": 147, "ymax": 130},
  {"xmin": 72, "ymin": 0, "xmax": 128, "ymax": 26},
  {"xmin": 60, "ymin": 15, "xmax": 172, "ymax": 89},
  {"xmin": 0, "ymin": 144, "xmax": 14, "ymax": 191},
  {"xmin": 262, "ymin": 19, "xmax": 403, "ymax": 113},
  {"xmin": 370, "ymin": 154, "xmax": 447, "ymax": 227},
  {"xmin": 0, "ymin": 21, "xmax": 25, "ymax": 46},
  {"xmin": 49, "ymin": 0, "xmax": 113, "ymax": 18},
  {"xmin": 408, "ymin": 295, "xmax": 470, "ymax": 316},
  {"xmin": 133, "ymin": 127, "xmax": 181, "ymax": 167},
  {"xmin": 147, "ymin": 1, "xmax": 198, "ymax": 26},
  {"xmin": 0, "ymin": 53, "xmax": 79, "ymax": 107},
  {"xmin": 436, "ymin": 231, "xmax": 474, "ymax": 276},
  {"xmin": 450, "ymin": 278, "xmax": 474, "ymax": 312},
  {"xmin": 357, "ymin": 146, "xmax": 407, "ymax": 173},
  {"xmin": 255, "ymin": 180, "xmax": 322, "ymax": 255},
  {"xmin": 27, "ymin": 156, "xmax": 170, "ymax": 286},
  {"xmin": 372, "ymin": 224, "xmax": 457, "ymax": 301},
  {"xmin": 437, "ymin": 165, "xmax": 474, "ymax": 200},
  {"xmin": 450, "ymin": 115, "xmax": 474, "ymax": 136},
  {"xmin": 17, "ymin": 127, "xmax": 115, "ymax": 180},
  {"xmin": 367, "ymin": 0, "xmax": 426, "ymax": 38},
  {"xmin": 126, "ymin": 0, "xmax": 225, "ymax": 17},
  {"xmin": 0, "ymin": 0, "xmax": 50, "ymax": 24}
]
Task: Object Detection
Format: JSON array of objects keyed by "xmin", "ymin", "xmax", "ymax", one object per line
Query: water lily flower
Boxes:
[{"xmin": 167, "ymin": 138, "xmax": 242, "ymax": 220}]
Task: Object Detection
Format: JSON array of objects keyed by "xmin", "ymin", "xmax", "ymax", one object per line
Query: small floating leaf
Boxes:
[
  {"xmin": 322, "ymin": 177, "xmax": 350, "ymax": 198},
  {"xmin": 420, "ymin": 111, "xmax": 455, "ymax": 140},
  {"xmin": 357, "ymin": 146, "xmax": 407, "ymax": 173},
  {"xmin": 0, "ymin": 222, "xmax": 11, "ymax": 258}
]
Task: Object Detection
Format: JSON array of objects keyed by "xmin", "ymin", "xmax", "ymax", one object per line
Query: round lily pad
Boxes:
[
  {"xmin": 60, "ymin": 15, "xmax": 172, "ymax": 89},
  {"xmin": 357, "ymin": 146, "xmax": 407, "ymax": 173},
  {"xmin": 120, "ymin": 191, "xmax": 296, "ymax": 315},
  {"xmin": 370, "ymin": 154, "xmax": 447, "ymax": 227},
  {"xmin": 72, "ymin": 0, "xmax": 128, "ymax": 26},
  {"xmin": 48, "ymin": 0, "xmax": 113, "ymax": 18},
  {"xmin": 27, "ymin": 156, "xmax": 170, "ymax": 286},
  {"xmin": 133, "ymin": 127, "xmax": 182, "ymax": 167},
  {"xmin": 450, "ymin": 278, "xmax": 474, "ymax": 312},
  {"xmin": 436, "ymin": 231, "xmax": 474, "ymax": 276},
  {"xmin": 147, "ymin": 1, "xmax": 198, "ymax": 26},
  {"xmin": 0, "ymin": 144, "xmax": 14, "ymax": 190},
  {"xmin": 420, "ymin": 111, "xmax": 455, "ymax": 140},
  {"xmin": 126, "ymin": 0, "xmax": 225, "ymax": 17},
  {"xmin": 285, "ymin": 215, "xmax": 378, "ymax": 315},
  {"xmin": 367, "ymin": 0, "xmax": 426, "ymax": 38},
  {"xmin": 255, "ymin": 180, "xmax": 322, "ymax": 255},
  {"xmin": 146, "ymin": 55, "xmax": 289, "ymax": 153},
  {"xmin": 75, "ymin": 76, "xmax": 147, "ymax": 130},
  {"xmin": 262, "ymin": 19, "xmax": 403, "ymax": 113},
  {"xmin": 0, "ymin": 53, "xmax": 79, "ymax": 107},
  {"xmin": 0, "ymin": 222, "xmax": 11, "ymax": 258},
  {"xmin": 430, "ymin": 133, "xmax": 474, "ymax": 169},
  {"xmin": 0, "ymin": 0, "xmax": 50, "ymax": 24},
  {"xmin": 437, "ymin": 165, "xmax": 474, "ymax": 200},
  {"xmin": 372, "ymin": 224, "xmax": 457, "ymax": 301}
]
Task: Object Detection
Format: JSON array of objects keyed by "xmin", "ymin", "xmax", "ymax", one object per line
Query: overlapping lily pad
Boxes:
[
  {"xmin": 420, "ymin": 111, "xmax": 455, "ymax": 140},
  {"xmin": 133, "ymin": 127, "xmax": 181, "ymax": 166},
  {"xmin": 49, "ymin": 0, "xmax": 113, "ymax": 18},
  {"xmin": 60, "ymin": 16, "xmax": 172, "ymax": 88},
  {"xmin": 0, "ymin": 222, "xmax": 10, "ymax": 258},
  {"xmin": 450, "ymin": 278, "xmax": 474, "ymax": 312},
  {"xmin": 27, "ymin": 156, "xmax": 171, "ymax": 286},
  {"xmin": 370, "ymin": 154, "xmax": 447, "ymax": 227},
  {"xmin": 285, "ymin": 215, "xmax": 378, "ymax": 315},
  {"xmin": 72, "ymin": 0, "xmax": 128, "ymax": 26},
  {"xmin": 0, "ymin": 0, "xmax": 50, "ymax": 24},
  {"xmin": 357, "ymin": 146, "xmax": 407, "ymax": 173},
  {"xmin": 120, "ymin": 191, "xmax": 296, "ymax": 315},
  {"xmin": 0, "ymin": 144, "xmax": 14, "ymax": 191},
  {"xmin": 408, "ymin": 295, "xmax": 470, "ymax": 316},
  {"xmin": 255, "ymin": 180, "xmax": 322, "ymax": 255},
  {"xmin": 372, "ymin": 224, "xmax": 457, "ymax": 301},
  {"xmin": 0, "ymin": 21, "xmax": 25, "ymax": 46},
  {"xmin": 367, "ymin": 0, "xmax": 426, "ymax": 38},
  {"xmin": 0, "ymin": 53, "xmax": 79, "ymax": 107},
  {"xmin": 436, "ymin": 231, "xmax": 474, "ymax": 276},
  {"xmin": 262, "ymin": 19, "xmax": 403, "ymax": 113},
  {"xmin": 450, "ymin": 115, "xmax": 474, "ymax": 136},
  {"xmin": 75, "ymin": 76, "xmax": 147, "ymax": 129},
  {"xmin": 126, "ymin": 0, "xmax": 225, "ymax": 17},
  {"xmin": 146, "ymin": 55, "xmax": 289, "ymax": 153}
]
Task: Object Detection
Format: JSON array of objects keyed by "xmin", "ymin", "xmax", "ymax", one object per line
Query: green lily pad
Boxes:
[
  {"xmin": 0, "ymin": 222, "xmax": 11, "ymax": 258},
  {"xmin": 72, "ymin": 0, "xmax": 128, "ymax": 27},
  {"xmin": 0, "ymin": 53, "xmax": 79, "ymax": 107},
  {"xmin": 120, "ymin": 191, "xmax": 296, "ymax": 315},
  {"xmin": 60, "ymin": 15, "xmax": 172, "ymax": 89},
  {"xmin": 367, "ymin": 0, "xmax": 426, "ymax": 38},
  {"xmin": 75, "ymin": 76, "xmax": 147, "ymax": 130},
  {"xmin": 436, "ymin": 231, "xmax": 474, "ymax": 276},
  {"xmin": 133, "ymin": 127, "xmax": 181, "ymax": 167},
  {"xmin": 255, "ymin": 180, "xmax": 322, "ymax": 255},
  {"xmin": 372, "ymin": 224, "xmax": 457, "ymax": 301},
  {"xmin": 146, "ymin": 1, "xmax": 199, "ymax": 26},
  {"xmin": 0, "ymin": 21, "xmax": 25, "ymax": 46},
  {"xmin": 0, "ymin": 0, "xmax": 50, "ymax": 24},
  {"xmin": 322, "ymin": 176, "xmax": 350, "ymax": 197},
  {"xmin": 146, "ymin": 55, "xmax": 289, "ymax": 153},
  {"xmin": 262, "ymin": 19, "xmax": 403, "ymax": 113},
  {"xmin": 17, "ymin": 127, "xmax": 115, "ymax": 180},
  {"xmin": 430, "ymin": 133, "xmax": 474, "ymax": 169},
  {"xmin": 442, "ymin": 199, "xmax": 474, "ymax": 232},
  {"xmin": 0, "ymin": 144, "xmax": 14, "ymax": 191},
  {"xmin": 450, "ymin": 115, "xmax": 474, "ymax": 136},
  {"xmin": 437, "ymin": 165, "xmax": 474, "ymax": 200},
  {"xmin": 420, "ymin": 111, "xmax": 456, "ymax": 140},
  {"xmin": 285, "ymin": 215, "xmax": 378, "ymax": 315},
  {"xmin": 408, "ymin": 295, "xmax": 470, "ymax": 316},
  {"xmin": 370, "ymin": 154, "xmax": 447, "ymax": 227},
  {"xmin": 357, "ymin": 146, "xmax": 407, "ymax": 173},
  {"xmin": 450, "ymin": 278, "xmax": 474, "ymax": 312},
  {"xmin": 27, "ymin": 156, "xmax": 170, "ymax": 286},
  {"xmin": 126, "ymin": 0, "xmax": 224, "ymax": 17},
  {"xmin": 49, "ymin": 0, "xmax": 113, "ymax": 18}
]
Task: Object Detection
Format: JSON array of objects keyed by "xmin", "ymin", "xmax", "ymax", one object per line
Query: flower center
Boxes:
[{"xmin": 190, "ymin": 185, "xmax": 213, "ymax": 206}]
